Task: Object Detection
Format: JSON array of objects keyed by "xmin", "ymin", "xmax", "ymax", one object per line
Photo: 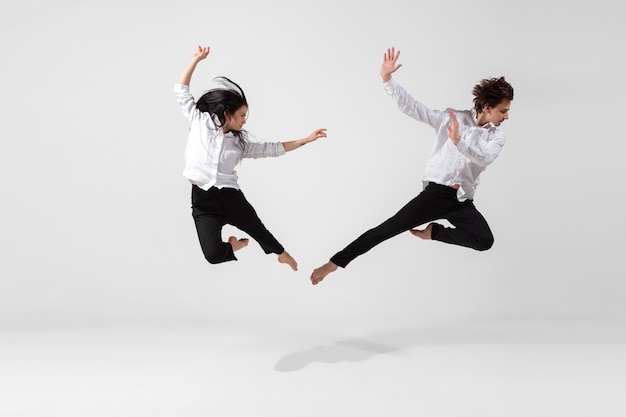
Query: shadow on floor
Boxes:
[
  {"xmin": 274, "ymin": 338, "xmax": 398, "ymax": 372},
  {"xmin": 273, "ymin": 321, "xmax": 626, "ymax": 372}
]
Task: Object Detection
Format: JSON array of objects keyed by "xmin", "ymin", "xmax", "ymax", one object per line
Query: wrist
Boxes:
[{"xmin": 381, "ymin": 74, "xmax": 391, "ymax": 82}]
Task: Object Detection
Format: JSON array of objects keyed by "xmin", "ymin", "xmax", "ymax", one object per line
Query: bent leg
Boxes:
[
  {"xmin": 224, "ymin": 190, "xmax": 285, "ymax": 255},
  {"xmin": 192, "ymin": 210, "xmax": 237, "ymax": 264},
  {"xmin": 330, "ymin": 188, "xmax": 452, "ymax": 268},
  {"xmin": 432, "ymin": 200, "xmax": 494, "ymax": 251}
]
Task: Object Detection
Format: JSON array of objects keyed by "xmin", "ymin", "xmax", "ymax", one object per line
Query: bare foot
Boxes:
[
  {"xmin": 310, "ymin": 261, "xmax": 338, "ymax": 285},
  {"xmin": 228, "ymin": 236, "xmax": 249, "ymax": 252},
  {"xmin": 410, "ymin": 223, "xmax": 433, "ymax": 240},
  {"xmin": 278, "ymin": 251, "xmax": 298, "ymax": 271}
]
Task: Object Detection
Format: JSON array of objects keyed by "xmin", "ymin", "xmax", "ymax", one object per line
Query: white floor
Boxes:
[{"xmin": 2, "ymin": 319, "xmax": 625, "ymax": 417}]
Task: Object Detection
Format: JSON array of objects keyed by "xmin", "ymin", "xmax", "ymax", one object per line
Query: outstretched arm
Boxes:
[
  {"xmin": 381, "ymin": 47, "xmax": 402, "ymax": 82},
  {"xmin": 178, "ymin": 45, "xmax": 210, "ymax": 86},
  {"xmin": 282, "ymin": 128, "xmax": 327, "ymax": 152}
]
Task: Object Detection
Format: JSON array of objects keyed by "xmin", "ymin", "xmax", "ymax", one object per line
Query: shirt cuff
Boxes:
[
  {"xmin": 174, "ymin": 83, "xmax": 189, "ymax": 93},
  {"xmin": 456, "ymin": 139, "xmax": 468, "ymax": 153},
  {"xmin": 383, "ymin": 77, "xmax": 398, "ymax": 94}
]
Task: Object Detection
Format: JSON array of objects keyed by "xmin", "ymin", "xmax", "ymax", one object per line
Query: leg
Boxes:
[
  {"xmin": 330, "ymin": 187, "xmax": 453, "ymax": 267},
  {"xmin": 222, "ymin": 189, "xmax": 297, "ymax": 270},
  {"xmin": 192, "ymin": 210, "xmax": 238, "ymax": 264},
  {"xmin": 432, "ymin": 200, "xmax": 494, "ymax": 251},
  {"xmin": 311, "ymin": 185, "xmax": 456, "ymax": 285},
  {"xmin": 191, "ymin": 185, "xmax": 246, "ymax": 265}
]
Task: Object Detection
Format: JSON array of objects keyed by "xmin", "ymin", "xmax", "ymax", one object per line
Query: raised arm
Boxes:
[
  {"xmin": 178, "ymin": 45, "xmax": 210, "ymax": 86},
  {"xmin": 381, "ymin": 47, "xmax": 403, "ymax": 82},
  {"xmin": 282, "ymin": 128, "xmax": 327, "ymax": 152}
]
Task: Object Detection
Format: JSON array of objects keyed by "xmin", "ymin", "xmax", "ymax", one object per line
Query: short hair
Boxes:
[{"xmin": 473, "ymin": 77, "xmax": 514, "ymax": 113}]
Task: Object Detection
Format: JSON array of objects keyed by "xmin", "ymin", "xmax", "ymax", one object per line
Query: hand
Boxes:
[
  {"xmin": 192, "ymin": 45, "xmax": 210, "ymax": 62},
  {"xmin": 306, "ymin": 128, "xmax": 327, "ymax": 144},
  {"xmin": 282, "ymin": 129, "xmax": 327, "ymax": 152},
  {"xmin": 381, "ymin": 47, "xmax": 402, "ymax": 82},
  {"xmin": 178, "ymin": 45, "xmax": 210, "ymax": 86},
  {"xmin": 447, "ymin": 109, "xmax": 461, "ymax": 145}
]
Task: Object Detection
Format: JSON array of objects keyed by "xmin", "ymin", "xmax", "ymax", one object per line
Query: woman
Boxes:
[{"xmin": 175, "ymin": 45, "xmax": 326, "ymax": 271}]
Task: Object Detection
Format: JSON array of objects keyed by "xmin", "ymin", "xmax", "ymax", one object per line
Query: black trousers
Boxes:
[
  {"xmin": 191, "ymin": 185, "xmax": 284, "ymax": 264},
  {"xmin": 330, "ymin": 182, "xmax": 494, "ymax": 268}
]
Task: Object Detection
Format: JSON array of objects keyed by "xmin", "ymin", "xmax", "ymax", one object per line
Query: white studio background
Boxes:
[{"xmin": 0, "ymin": 0, "xmax": 624, "ymax": 331}]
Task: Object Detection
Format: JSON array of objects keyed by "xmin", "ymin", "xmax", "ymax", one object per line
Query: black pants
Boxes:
[
  {"xmin": 191, "ymin": 185, "xmax": 284, "ymax": 264},
  {"xmin": 330, "ymin": 182, "xmax": 494, "ymax": 268}
]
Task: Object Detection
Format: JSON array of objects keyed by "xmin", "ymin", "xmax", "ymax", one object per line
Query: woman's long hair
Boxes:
[{"xmin": 196, "ymin": 77, "xmax": 248, "ymax": 151}]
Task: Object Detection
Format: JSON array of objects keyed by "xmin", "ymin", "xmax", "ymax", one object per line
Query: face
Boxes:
[
  {"xmin": 223, "ymin": 105, "xmax": 248, "ymax": 132},
  {"xmin": 481, "ymin": 100, "xmax": 511, "ymax": 126}
]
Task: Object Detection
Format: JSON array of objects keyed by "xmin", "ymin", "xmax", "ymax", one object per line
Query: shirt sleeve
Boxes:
[
  {"xmin": 383, "ymin": 78, "xmax": 445, "ymax": 129},
  {"xmin": 175, "ymin": 83, "xmax": 220, "ymax": 132},
  {"xmin": 242, "ymin": 141, "xmax": 286, "ymax": 159},
  {"xmin": 174, "ymin": 83, "xmax": 200, "ymax": 123},
  {"xmin": 456, "ymin": 129, "xmax": 506, "ymax": 168}
]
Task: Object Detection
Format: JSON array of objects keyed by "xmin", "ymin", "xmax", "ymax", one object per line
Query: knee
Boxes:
[
  {"xmin": 474, "ymin": 233, "xmax": 494, "ymax": 251},
  {"xmin": 203, "ymin": 250, "xmax": 222, "ymax": 264},
  {"xmin": 204, "ymin": 255, "xmax": 222, "ymax": 264},
  {"xmin": 202, "ymin": 246, "xmax": 232, "ymax": 264}
]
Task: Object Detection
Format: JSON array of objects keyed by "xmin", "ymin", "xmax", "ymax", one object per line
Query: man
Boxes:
[{"xmin": 310, "ymin": 47, "xmax": 514, "ymax": 285}]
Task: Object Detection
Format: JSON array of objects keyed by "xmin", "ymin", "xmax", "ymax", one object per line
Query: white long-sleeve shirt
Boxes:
[
  {"xmin": 384, "ymin": 78, "xmax": 506, "ymax": 201},
  {"xmin": 174, "ymin": 83, "xmax": 285, "ymax": 190}
]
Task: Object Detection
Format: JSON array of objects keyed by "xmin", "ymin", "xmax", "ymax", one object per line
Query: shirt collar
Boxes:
[{"xmin": 471, "ymin": 108, "xmax": 497, "ymax": 131}]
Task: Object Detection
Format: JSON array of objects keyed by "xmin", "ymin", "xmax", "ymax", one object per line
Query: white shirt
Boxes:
[
  {"xmin": 384, "ymin": 78, "xmax": 506, "ymax": 201},
  {"xmin": 174, "ymin": 83, "xmax": 286, "ymax": 190}
]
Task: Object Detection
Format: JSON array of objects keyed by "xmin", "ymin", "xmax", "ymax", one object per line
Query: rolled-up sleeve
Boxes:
[
  {"xmin": 242, "ymin": 142, "xmax": 286, "ymax": 159},
  {"xmin": 456, "ymin": 130, "xmax": 506, "ymax": 168},
  {"xmin": 174, "ymin": 84, "xmax": 199, "ymax": 123}
]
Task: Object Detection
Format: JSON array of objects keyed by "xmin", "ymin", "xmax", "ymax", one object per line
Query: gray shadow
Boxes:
[
  {"xmin": 274, "ymin": 338, "xmax": 397, "ymax": 372},
  {"xmin": 274, "ymin": 321, "xmax": 626, "ymax": 372}
]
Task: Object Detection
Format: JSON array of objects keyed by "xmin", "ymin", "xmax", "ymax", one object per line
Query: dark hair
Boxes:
[
  {"xmin": 473, "ymin": 77, "xmax": 514, "ymax": 114},
  {"xmin": 196, "ymin": 77, "xmax": 249, "ymax": 146}
]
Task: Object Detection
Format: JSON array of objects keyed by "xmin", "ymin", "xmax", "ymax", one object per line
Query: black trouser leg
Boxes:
[
  {"xmin": 430, "ymin": 200, "xmax": 494, "ymax": 251},
  {"xmin": 191, "ymin": 185, "xmax": 237, "ymax": 264},
  {"xmin": 330, "ymin": 183, "xmax": 456, "ymax": 268},
  {"xmin": 221, "ymin": 189, "xmax": 285, "ymax": 255},
  {"xmin": 192, "ymin": 210, "xmax": 237, "ymax": 264},
  {"xmin": 191, "ymin": 185, "xmax": 285, "ymax": 264},
  {"xmin": 330, "ymin": 183, "xmax": 494, "ymax": 268}
]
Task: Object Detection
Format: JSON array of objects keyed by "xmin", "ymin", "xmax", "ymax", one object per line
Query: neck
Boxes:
[{"xmin": 475, "ymin": 113, "xmax": 489, "ymax": 126}]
